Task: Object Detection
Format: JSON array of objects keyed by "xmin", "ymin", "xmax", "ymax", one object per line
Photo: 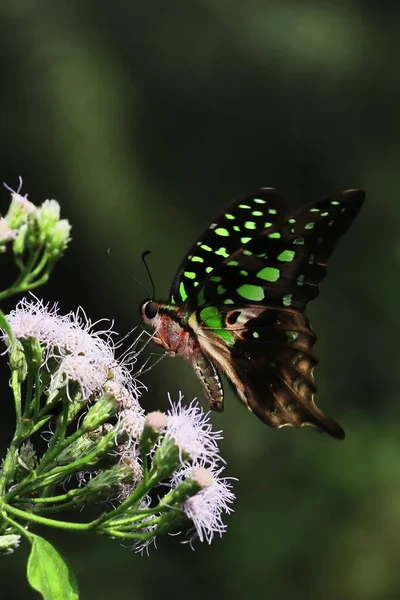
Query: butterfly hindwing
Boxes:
[{"xmin": 195, "ymin": 304, "xmax": 344, "ymax": 438}]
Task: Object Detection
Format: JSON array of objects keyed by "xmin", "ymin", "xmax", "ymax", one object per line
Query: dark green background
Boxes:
[{"xmin": 0, "ymin": 1, "xmax": 399, "ymax": 599}]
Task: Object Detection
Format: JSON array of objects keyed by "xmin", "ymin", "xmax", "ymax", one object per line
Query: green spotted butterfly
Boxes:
[{"xmin": 140, "ymin": 188, "xmax": 365, "ymax": 439}]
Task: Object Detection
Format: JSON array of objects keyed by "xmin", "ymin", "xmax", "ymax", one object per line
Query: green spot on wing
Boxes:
[
  {"xmin": 225, "ymin": 213, "xmax": 235, "ymax": 220},
  {"xmin": 244, "ymin": 221, "xmax": 256, "ymax": 230},
  {"xmin": 184, "ymin": 271, "xmax": 196, "ymax": 279},
  {"xmin": 241, "ymin": 237, "xmax": 251, "ymax": 244},
  {"xmin": 200, "ymin": 306, "xmax": 234, "ymax": 344},
  {"xmin": 253, "ymin": 198, "xmax": 266, "ymax": 204},
  {"xmin": 206, "ymin": 266, "xmax": 213, "ymax": 273},
  {"xmin": 310, "ymin": 208, "xmax": 320, "ymax": 213},
  {"xmin": 285, "ymin": 331, "xmax": 298, "ymax": 341},
  {"xmin": 239, "ymin": 204, "xmax": 251, "ymax": 209},
  {"xmin": 227, "ymin": 260, "xmax": 239, "ymax": 266},
  {"xmin": 264, "ymin": 222, "xmax": 273, "ymax": 228},
  {"xmin": 215, "ymin": 227, "xmax": 229, "ymax": 237},
  {"xmin": 268, "ymin": 208, "xmax": 277, "ymax": 214},
  {"xmin": 252, "ymin": 210, "xmax": 263, "ymax": 216},
  {"xmin": 201, "ymin": 244, "xmax": 212, "ymax": 252},
  {"xmin": 257, "ymin": 267, "xmax": 280, "ymax": 282},
  {"xmin": 237, "ymin": 284, "xmax": 264, "ymax": 301},
  {"xmin": 331, "ymin": 200, "xmax": 340, "ymax": 205},
  {"xmin": 200, "ymin": 306, "xmax": 219, "ymax": 322},
  {"xmin": 179, "ymin": 281, "xmax": 188, "ymax": 301},
  {"xmin": 305, "ymin": 222, "xmax": 315, "ymax": 230},
  {"xmin": 297, "ymin": 274, "xmax": 305, "ymax": 286},
  {"xmin": 293, "ymin": 238, "xmax": 304, "ymax": 245},
  {"xmin": 282, "ymin": 293, "xmax": 292, "ymax": 307},
  {"xmin": 288, "ymin": 218, "xmax": 296, "ymax": 224},
  {"xmin": 277, "ymin": 250, "xmax": 295, "ymax": 262},
  {"xmin": 224, "ymin": 298, "xmax": 234, "ymax": 304},
  {"xmin": 191, "ymin": 256, "xmax": 204, "ymax": 263},
  {"xmin": 210, "ymin": 275, "xmax": 222, "ymax": 282},
  {"xmin": 217, "ymin": 285, "xmax": 226, "ymax": 295},
  {"xmin": 215, "ymin": 247, "xmax": 229, "ymax": 258},
  {"xmin": 243, "ymin": 249, "xmax": 252, "ymax": 256},
  {"xmin": 240, "ymin": 269, "xmax": 248, "ymax": 276},
  {"xmin": 233, "ymin": 225, "xmax": 241, "ymax": 232},
  {"xmin": 268, "ymin": 232, "xmax": 281, "ymax": 239}
]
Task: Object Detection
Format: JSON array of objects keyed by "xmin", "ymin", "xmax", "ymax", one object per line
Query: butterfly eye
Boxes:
[{"xmin": 143, "ymin": 301, "xmax": 159, "ymax": 319}]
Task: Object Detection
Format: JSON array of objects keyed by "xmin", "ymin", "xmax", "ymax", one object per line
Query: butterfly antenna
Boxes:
[
  {"xmin": 106, "ymin": 248, "xmax": 152, "ymax": 296},
  {"xmin": 141, "ymin": 250, "xmax": 156, "ymax": 299}
]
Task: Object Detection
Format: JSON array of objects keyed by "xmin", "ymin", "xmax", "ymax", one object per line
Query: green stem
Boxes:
[{"xmin": 3, "ymin": 504, "xmax": 92, "ymax": 532}]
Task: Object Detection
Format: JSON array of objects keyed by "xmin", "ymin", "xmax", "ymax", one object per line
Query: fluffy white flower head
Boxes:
[
  {"xmin": 5, "ymin": 296, "xmax": 143, "ymax": 407},
  {"xmin": 164, "ymin": 393, "xmax": 223, "ymax": 464},
  {"xmin": 172, "ymin": 464, "xmax": 236, "ymax": 544}
]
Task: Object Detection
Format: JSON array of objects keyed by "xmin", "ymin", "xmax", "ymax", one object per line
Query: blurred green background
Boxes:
[{"xmin": 0, "ymin": 1, "xmax": 399, "ymax": 598}]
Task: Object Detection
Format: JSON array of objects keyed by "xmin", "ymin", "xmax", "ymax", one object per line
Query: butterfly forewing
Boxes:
[
  {"xmin": 169, "ymin": 188, "xmax": 283, "ymax": 306},
  {"xmin": 191, "ymin": 189, "xmax": 365, "ymax": 313}
]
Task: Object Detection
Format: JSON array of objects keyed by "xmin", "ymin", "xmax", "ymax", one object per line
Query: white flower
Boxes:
[
  {"xmin": 171, "ymin": 464, "xmax": 236, "ymax": 544},
  {"xmin": 164, "ymin": 393, "xmax": 224, "ymax": 465},
  {"xmin": 4, "ymin": 297, "xmax": 144, "ymax": 410},
  {"xmin": 9, "ymin": 192, "xmax": 36, "ymax": 216}
]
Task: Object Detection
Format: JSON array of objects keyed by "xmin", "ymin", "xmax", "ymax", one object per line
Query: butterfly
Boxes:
[{"xmin": 140, "ymin": 188, "xmax": 365, "ymax": 439}]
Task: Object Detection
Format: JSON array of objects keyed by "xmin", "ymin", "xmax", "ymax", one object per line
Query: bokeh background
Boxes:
[{"xmin": 0, "ymin": 1, "xmax": 399, "ymax": 598}]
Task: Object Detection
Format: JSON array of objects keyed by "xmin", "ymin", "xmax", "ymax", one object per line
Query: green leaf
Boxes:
[{"xmin": 27, "ymin": 534, "xmax": 79, "ymax": 600}]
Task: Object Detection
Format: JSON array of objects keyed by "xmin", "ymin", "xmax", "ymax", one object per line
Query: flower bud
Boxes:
[
  {"xmin": 0, "ymin": 217, "xmax": 16, "ymax": 246},
  {"xmin": 18, "ymin": 440, "xmax": 37, "ymax": 471},
  {"xmin": 6, "ymin": 193, "xmax": 36, "ymax": 229},
  {"xmin": 139, "ymin": 411, "xmax": 167, "ymax": 456},
  {"xmin": 82, "ymin": 393, "xmax": 120, "ymax": 432},
  {"xmin": 12, "ymin": 225, "xmax": 27, "ymax": 257},
  {"xmin": 8, "ymin": 340, "xmax": 27, "ymax": 382},
  {"xmin": 151, "ymin": 438, "xmax": 183, "ymax": 480},
  {"xmin": 0, "ymin": 534, "xmax": 21, "ymax": 555},
  {"xmin": 76, "ymin": 465, "xmax": 134, "ymax": 504},
  {"xmin": 45, "ymin": 220, "xmax": 71, "ymax": 258},
  {"xmin": 20, "ymin": 337, "xmax": 43, "ymax": 369}
]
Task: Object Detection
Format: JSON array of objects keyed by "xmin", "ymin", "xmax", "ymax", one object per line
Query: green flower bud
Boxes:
[
  {"xmin": 45, "ymin": 220, "xmax": 71, "ymax": 258},
  {"xmin": 36, "ymin": 200, "xmax": 60, "ymax": 231},
  {"xmin": 82, "ymin": 393, "xmax": 120, "ymax": 432},
  {"xmin": 76, "ymin": 465, "xmax": 134, "ymax": 504},
  {"xmin": 12, "ymin": 224, "xmax": 27, "ymax": 257},
  {"xmin": 18, "ymin": 440, "xmax": 37, "ymax": 471},
  {"xmin": 6, "ymin": 193, "xmax": 36, "ymax": 229},
  {"xmin": 151, "ymin": 438, "xmax": 183, "ymax": 480},
  {"xmin": 55, "ymin": 434, "xmax": 102, "ymax": 467},
  {"xmin": 160, "ymin": 477, "xmax": 202, "ymax": 509},
  {"xmin": 8, "ymin": 340, "xmax": 27, "ymax": 382},
  {"xmin": 20, "ymin": 337, "xmax": 43, "ymax": 369},
  {"xmin": 139, "ymin": 411, "xmax": 167, "ymax": 456}
]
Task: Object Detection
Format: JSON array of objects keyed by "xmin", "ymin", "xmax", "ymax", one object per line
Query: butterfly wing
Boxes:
[
  {"xmin": 169, "ymin": 187, "xmax": 283, "ymax": 306},
  {"xmin": 171, "ymin": 189, "xmax": 365, "ymax": 438},
  {"xmin": 192, "ymin": 304, "xmax": 344, "ymax": 438}
]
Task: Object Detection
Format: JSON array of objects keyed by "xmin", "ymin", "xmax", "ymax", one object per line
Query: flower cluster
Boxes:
[
  {"xmin": 0, "ymin": 180, "xmax": 236, "ymax": 598},
  {"xmin": 0, "ymin": 178, "xmax": 71, "ymax": 300},
  {"xmin": 0, "ymin": 297, "xmax": 234, "ymax": 550}
]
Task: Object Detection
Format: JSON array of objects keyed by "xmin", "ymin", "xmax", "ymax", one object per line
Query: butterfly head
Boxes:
[{"xmin": 140, "ymin": 299, "xmax": 160, "ymax": 324}]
